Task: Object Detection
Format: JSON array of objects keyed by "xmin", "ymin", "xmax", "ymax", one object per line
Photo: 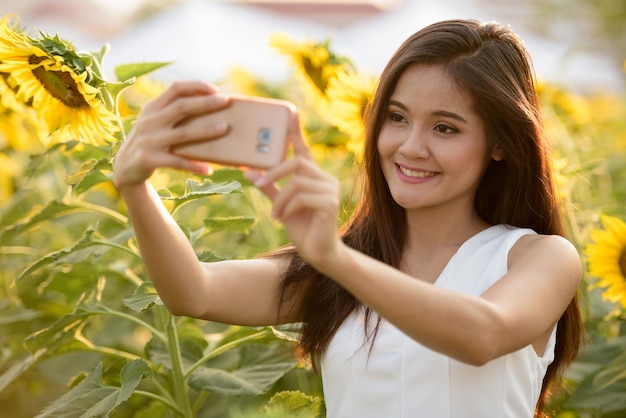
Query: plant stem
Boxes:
[
  {"xmin": 185, "ymin": 329, "xmax": 270, "ymax": 378},
  {"xmin": 103, "ymin": 309, "xmax": 166, "ymax": 343},
  {"xmin": 163, "ymin": 309, "xmax": 193, "ymax": 418},
  {"xmin": 64, "ymin": 197, "xmax": 129, "ymax": 225},
  {"xmin": 192, "ymin": 390, "xmax": 210, "ymax": 416},
  {"xmin": 134, "ymin": 390, "xmax": 185, "ymax": 415},
  {"xmin": 74, "ymin": 333, "xmax": 141, "ymax": 362}
]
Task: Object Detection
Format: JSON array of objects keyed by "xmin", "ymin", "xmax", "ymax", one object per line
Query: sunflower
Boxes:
[
  {"xmin": 585, "ymin": 214, "xmax": 626, "ymax": 309},
  {"xmin": 0, "ymin": 151, "xmax": 19, "ymax": 203},
  {"xmin": 270, "ymin": 33, "xmax": 352, "ymax": 113},
  {"xmin": 0, "ymin": 70, "xmax": 20, "ymax": 110},
  {"xmin": 0, "ymin": 70, "xmax": 48, "ymax": 151},
  {"xmin": 270, "ymin": 33, "xmax": 346, "ymax": 95},
  {"xmin": 0, "ymin": 108, "xmax": 47, "ymax": 152},
  {"xmin": 325, "ymin": 69, "xmax": 376, "ymax": 158},
  {"xmin": 0, "ymin": 15, "xmax": 119, "ymax": 145}
]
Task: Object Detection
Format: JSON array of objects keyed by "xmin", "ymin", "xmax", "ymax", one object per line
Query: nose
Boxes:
[{"xmin": 398, "ymin": 127, "xmax": 430, "ymax": 159}]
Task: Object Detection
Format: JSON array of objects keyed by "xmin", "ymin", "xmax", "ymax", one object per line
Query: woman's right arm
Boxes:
[{"xmin": 113, "ymin": 81, "xmax": 301, "ymax": 326}]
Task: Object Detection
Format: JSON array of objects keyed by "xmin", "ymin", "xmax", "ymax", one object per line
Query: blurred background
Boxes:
[
  {"xmin": 1, "ymin": 1, "xmax": 625, "ymax": 417},
  {"xmin": 1, "ymin": 0, "xmax": 624, "ymax": 92}
]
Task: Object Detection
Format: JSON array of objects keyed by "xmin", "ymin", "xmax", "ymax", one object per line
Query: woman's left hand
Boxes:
[{"xmin": 244, "ymin": 110, "xmax": 343, "ymax": 268}]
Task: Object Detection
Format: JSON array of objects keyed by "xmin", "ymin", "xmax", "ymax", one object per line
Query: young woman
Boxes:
[{"xmin": 113, "ymin": 19, "xmax": 583, "ymax": 418}]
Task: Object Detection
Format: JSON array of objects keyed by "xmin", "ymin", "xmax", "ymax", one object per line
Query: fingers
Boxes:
[
  {"xmin": 143, "ymin": 81, "xmax": 218, "ymax": 114},
  {"xmin": 255, "ymin": 152, "xmax": 320, "ymax": 185},
  {"xmin": 148, "ymin": 114, "xmax": 230, "ymax": 150},
  {"xmin": 139, "ymin": 94, "xmax": 231, "ymax": 143},
  {"xmin": 287, "ymin": 107, "xmax": 312, "ymax": 161},
  {"xmin": 272, "ymin": 173, "xmax": 339, "ymax": 221},
  {"xmin": 246, "ymin": 157, "xmax": 338, "ymax": 221},
  {"xmin": 136, "ymin": 80, "xmax": 230, "ymax": 148}
]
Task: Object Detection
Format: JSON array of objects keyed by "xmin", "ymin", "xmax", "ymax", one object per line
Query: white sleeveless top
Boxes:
[{"xmin": 321, "ymin": 225, "xmax": 557, "ymax": 418}]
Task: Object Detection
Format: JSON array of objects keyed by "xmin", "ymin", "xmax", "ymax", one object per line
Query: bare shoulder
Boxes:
[
  {"xmin": 509, "ymin": 233, "xmax": 582, "ymax": 285},
  {"xmin": 510, "ymin": 233, "xmax": 579, "ymax": 260}
]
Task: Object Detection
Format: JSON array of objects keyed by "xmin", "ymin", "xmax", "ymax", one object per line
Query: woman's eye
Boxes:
[
  {"xmin": 390, "ymin": 112, "xmax": 405, "ymax": 122},
  {"xmin": 434, "ymin": 123, "xmax": 457, "ymax": 134}
]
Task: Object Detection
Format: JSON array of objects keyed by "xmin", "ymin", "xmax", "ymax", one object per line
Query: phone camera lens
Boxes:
[{"xmin": 258, "ymin": 128, "xmax": 272, "ymax": 144}]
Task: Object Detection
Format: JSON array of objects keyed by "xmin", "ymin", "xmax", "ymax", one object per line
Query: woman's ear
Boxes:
[{"xmin": 491, "ymin": 145, "xmax": 504, "ymax": 161}]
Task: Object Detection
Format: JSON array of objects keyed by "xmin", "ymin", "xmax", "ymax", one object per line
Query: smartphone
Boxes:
[{"xmin": 173, "ymin": 96, "xmax": 293, "ymax": 169}]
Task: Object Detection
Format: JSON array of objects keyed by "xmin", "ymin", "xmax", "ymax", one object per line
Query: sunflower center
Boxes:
[
  {"xmin": 28, "ymin": 55, "xmax": 88, "ymax": 108},
  {"xmin": 619, "ymin": 247, "xmax": 626, "ymax": 279}
]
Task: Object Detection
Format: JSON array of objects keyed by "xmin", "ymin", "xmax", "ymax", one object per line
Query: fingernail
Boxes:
[{"xmin": 213, "ymin": 95, "xmax": 227, "ymax": 105}]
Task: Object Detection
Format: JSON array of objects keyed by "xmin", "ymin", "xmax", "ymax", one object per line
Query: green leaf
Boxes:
[
  {"xmin": 265, "ymin": 390, "xmax": 323, "ymax": 417},
  {"xmin": 0, "ymin": 351, "xmax": 45, "ymax": 393},
  {"xmin": 0, "ymin": 306, "xmax": 41, "ymax": 325},
  {"xmin": 103, "ymin": 79, "xmax": 136, "ymax": 104},
  {"xmin": 122, "ymin": 282, "xmax": 163, "ymax": 312},
  {"xmin": 26, "ymin": 140, "xmax": 80, "ymax": 173},
  {"xmin": 187, "ymin": 178, "xmax": 242, "ymax": 194},
  {"xmin": 24, "ymin": 292, "xmax": 107, "ymax": 353},
  {"xmin": 568, "ymin": 385, "xmax": 626, "ymax": 412},
  {"xmin": 15, "ymin": 227, "xmax": 111, "ymax": 283},
  {"xmin": 271, "ymin": 323, "xmax": 303, "ymax": 343},
  {"xmin": 146, "ymin": 324, "xmax": 206, "ymax": 370},
  {"xmin": 189, "ymin": 367, "xmax": 264, "ymax": 396},
  {"xmin": 177, "ymin": 319, "xmax": 210, "ymax": 359},
  {"xmin": 31, "ymin": 32, "xmax": 86, "ymax": 74},
  {"xmin": 114, "ymin": 62, "xmax": 171, "ymax": 82},
  {"xmin": 592, "ymin": 351, "xmax": 626, "ymax": 391},
  {"xmin": 90, "ymin": 43, "xmax": 110, "ymax": 66},
  {"xmin": 4, "ymin": 199, "xmax": 84, "ymax": 233},
  {"xmin": 197, "ymin": 250, "xmax": 225, "ymax": 263},
  {"xmin": 567, "ymin": 365, "xmax": 626, "ymax": 412},
  {"xmin": 64, "ymin": 158, "xmax": 112, "ymax": 195},
  {"xmin": 0, "ymin": 337, "xmax": 93, "ymax": 392},
  {"xmin": 36, "ymin": 360, "xmax": 152, "ymax": 418},
  {"xmin": 119, "ymin": 359, "xmax": 153, "ymax": 397},
  {"xmin": 162, "ymin": 180, "xmax": 242, "ymax": 211},
  {"xmin": 208, "ymin": 168, "xmax": 248, "ymax": 184},
  {"xmin": 188, "ymin": 343, "xmax": 297, "ymax": 396},
  {"xmin": 215, "ymin": 326, "xmax": 276, "ymax": 348},
  {"xmin": 203, "ymin": 216, "xmax": 257, "ymax": 234}
]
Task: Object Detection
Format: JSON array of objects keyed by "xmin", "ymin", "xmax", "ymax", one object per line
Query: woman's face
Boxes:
[{"xmin": 377, "ymin": 64, "xmax": 499, "ymax": 214}]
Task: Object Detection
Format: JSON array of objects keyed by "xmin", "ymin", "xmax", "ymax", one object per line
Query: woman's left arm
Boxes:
[{"xmin": 315, "ymin": 234, "xmax": 581, "ymax": 365}]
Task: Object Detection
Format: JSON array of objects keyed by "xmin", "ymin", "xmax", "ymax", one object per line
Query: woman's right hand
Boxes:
[{"xmin": 113, "ymin": 81, "xmax": 230, "ymax": 192}]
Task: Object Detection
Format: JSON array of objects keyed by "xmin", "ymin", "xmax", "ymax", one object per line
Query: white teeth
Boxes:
[{"xmin": 399, "ymin": 166, "xmax": 437, "ymax": 178}]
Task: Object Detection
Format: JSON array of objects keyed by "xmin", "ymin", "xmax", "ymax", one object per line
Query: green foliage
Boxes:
[
  {"xmin": 232, "ymin": 390, "xmax": 324, "ymax": 418},
  {"xmin": 0, "ymin": 90, "xmax": 322, "ymax": 416},
  {"xmin": 37, "ymin": 360, "xmax": 153, "ymax": 418},
  {"xmin": 114, "ymin": 62, "xmax": 172, "ymax": 83},
  {"xmin": 538, "ymin": 82, "xmax": 626, "ymax": 417}
]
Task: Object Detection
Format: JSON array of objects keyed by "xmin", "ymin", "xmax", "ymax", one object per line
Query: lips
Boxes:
[{"xmin": 398, "ymin": 165, "xmax": 439, "ymax": 178}]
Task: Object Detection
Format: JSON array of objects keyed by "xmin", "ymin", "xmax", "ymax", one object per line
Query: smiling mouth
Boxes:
[{"xmin": 399, "ymin": 166, "xmax": 439, "ymax": 178}]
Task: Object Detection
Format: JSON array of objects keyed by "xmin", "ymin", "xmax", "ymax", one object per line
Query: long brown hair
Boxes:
[{"xmin": 275, "ymin": 19, "xmax": 583, "ymax": 416}]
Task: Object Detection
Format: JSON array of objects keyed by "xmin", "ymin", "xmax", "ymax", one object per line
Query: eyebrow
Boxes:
[{"xmin": 389, "ymin": 99, "xmax": 468, "ymax": 124}]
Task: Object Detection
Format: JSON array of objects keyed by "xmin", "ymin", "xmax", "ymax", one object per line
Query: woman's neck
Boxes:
[{"xmin": 403, "ymin": 206, "xmax": 490, "ymax": 253}]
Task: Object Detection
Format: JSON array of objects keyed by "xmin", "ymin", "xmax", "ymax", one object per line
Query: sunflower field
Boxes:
[{"xmin": 0, "ymin": 12, "xmax": 625, "ymax": 418}]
